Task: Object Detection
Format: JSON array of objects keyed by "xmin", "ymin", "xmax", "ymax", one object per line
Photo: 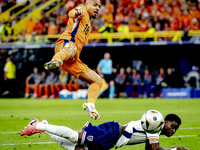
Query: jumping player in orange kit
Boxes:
[{"xmin": 44, "ymin": 0, "xmax": 102, "ymax": 120}]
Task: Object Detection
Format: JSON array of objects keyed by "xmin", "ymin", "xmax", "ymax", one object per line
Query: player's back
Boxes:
[{"xmin": 59, "ymin": 4, "xmax": 91, "ymax": 51}]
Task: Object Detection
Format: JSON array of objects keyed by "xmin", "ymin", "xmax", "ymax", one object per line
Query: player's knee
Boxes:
[
  {"xmin": 61, "ymin": 47, "xmax": 76, "ymax": 59},
  {"xmin": 109, "ymin": 80, "xmax": 115, "ymax": 87},
  {"xmin": 96, "ymin": 77, "xmax": 103, "ymax": 85}
]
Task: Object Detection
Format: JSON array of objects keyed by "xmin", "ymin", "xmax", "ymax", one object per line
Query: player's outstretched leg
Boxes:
[
  {"xmin": 82, "ymin": 103, "xmax": 100, "ymax": 120},
  {"xmin": 79, "ymin": 71, "xmax": 102, "ymax": 120},
  {"xmin": 44, "ymin": 59, "xmax": 63, "ymax": 70},
  {"xmin": 20, "ymin": 118, "xmax": 47, "ymax": 136}
]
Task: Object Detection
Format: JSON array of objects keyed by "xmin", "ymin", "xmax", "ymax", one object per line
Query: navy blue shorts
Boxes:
[{"xmin": 81, "ymin": 121, "xmax": 119, "ymax": 150}]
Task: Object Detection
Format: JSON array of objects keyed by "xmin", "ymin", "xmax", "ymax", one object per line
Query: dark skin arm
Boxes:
[{"xmin": 145, "ymin": 142, "xmax": 189, "ymax": 150}]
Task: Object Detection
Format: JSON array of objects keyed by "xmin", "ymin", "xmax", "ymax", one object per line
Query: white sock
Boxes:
[
  {"xmin": 45, "ymin": 132, "xmax": 76, "ymax": 150},
  {"xmin": 36, "ymin": 123, "xmax": 78, "ymax": 143},
  {"xmin": 88, "ymin": 102, "xmax": 95, "ymax": 109}
]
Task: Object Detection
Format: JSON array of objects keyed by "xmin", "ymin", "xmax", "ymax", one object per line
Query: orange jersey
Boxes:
[{"xmin": 59, "ymin": 4, "xmax": 91, "ymax": 52}]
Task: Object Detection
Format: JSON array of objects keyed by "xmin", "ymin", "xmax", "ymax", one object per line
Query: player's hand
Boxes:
[
  {"xmin": 175, "ymin": 147, "xmax": 189, "ymax": 150},
  {"xmin": 75, "ymin": 10, "xmax": 85, "ymax": 19}
]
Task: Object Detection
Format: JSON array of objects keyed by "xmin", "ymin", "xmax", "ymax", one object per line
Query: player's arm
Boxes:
[
  {"xmin": 68, "ymin": 8, "xmax": 85, "ymax": 19},
  {"xmin": 145, "ymin": 140, "xmax": 189, "ymax": 150},
  {"xmin": 25, "ymin": 75, "xmax": 31, "ymax": 85},
  {"xmin": 3, "ymin": 65, "xmax": 8, "ymax": 81},
  {"xmin": 97, "ymin": 61, "xmax": 103, "ymax": 77}
]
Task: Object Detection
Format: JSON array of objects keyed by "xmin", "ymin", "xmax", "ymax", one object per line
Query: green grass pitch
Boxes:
[{"xmin": 0, "ymin": 98, "xmax": 200, "ymax": 150}]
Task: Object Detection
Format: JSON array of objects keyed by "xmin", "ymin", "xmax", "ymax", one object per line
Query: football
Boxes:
[{"xmin": 141, "ymin": 110, "xmax": 164, "ymax": 134}]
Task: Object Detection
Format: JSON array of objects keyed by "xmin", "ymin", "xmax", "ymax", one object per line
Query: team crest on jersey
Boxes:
[
  {"xmin": 72, "ymin": 45, "xmax": 76, "ymax": 49},
  {"xmin": 87, "ymin": 136, "xmax": 94, "ymax": 141}
]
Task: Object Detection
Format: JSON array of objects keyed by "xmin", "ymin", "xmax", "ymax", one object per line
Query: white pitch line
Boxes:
[
  {"xmin": 2, "ymin": 141, "xmax": 56, "ymax": 146},
  {"xmin": 179, "ymin": 127, "xmax": 200, "ymax": 130},
  {"xmin": 1, "ymin": 135, "xmax": 199, "ymax": 146},
  {"xmin": 0, "ymin": 132, "xmax": 19, "ymax": 134},
  {"xmin": 160, "ymin": 135, "xmax": 198, "ymax": 138}
]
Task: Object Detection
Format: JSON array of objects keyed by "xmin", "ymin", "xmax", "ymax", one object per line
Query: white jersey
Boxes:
[{"xmin": 115, "ymin": 120, "xmax": 161, "ymax": 148}]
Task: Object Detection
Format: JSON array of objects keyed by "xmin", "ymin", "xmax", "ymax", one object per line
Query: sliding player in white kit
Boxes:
[{"xmin": 21, "ymin": 112, "xmax": 188, "ymax": 150}]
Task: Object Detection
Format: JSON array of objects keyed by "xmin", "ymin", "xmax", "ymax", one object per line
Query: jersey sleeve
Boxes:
[
  {"xmin": 68, "ymin": 5, "xmax": 85, "ymax": 18},
  {"xmin": 98, "ymin": 59, "xmax": 103, "ymax": 68}
]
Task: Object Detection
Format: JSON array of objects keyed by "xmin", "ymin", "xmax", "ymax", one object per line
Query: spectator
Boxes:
[
  {"xmin": 56, "ymin": 11, "xmax": 68, "ymax": 26},
  {"xmin": 104, "ymin": 0, "xmax": 114, "ymax": 14},
  {"xmin": 77, "ymin": 78, "xmax": 88, "ymax": 89},
  {"xmin": 43, "ymin": 71, "xmax": 60, "ymax": 99},
  {"xmin": 162, "ymin": 67, "xmax": 177, "ymax": 88},
  {"xmin": 47, "ymin": 21, "xmax": 58, "ymax": 35},
  {"xmin": 125, "ymin": 66, "xmax": 132, "ymax": 89},
  {"xmin": 27, "ymin": 33, "xmax": 37, "ymax": 44},
  {"xmin": 115, "ymin": 67, "xmax": 127, "ymax": 98},
  {"xmin": 67, "ymin": 75, "xmax": 79, "ymax": 92},
  {"xmin": 143, "ymin": 22, "xmax": 155, "ymax": 41},
  {"xmin": 101, "ymin": 8, "xmax": 113, "ymax": 25},
  {"xmin": 190, "ymin": 18, "xmax": 200, "ymax": 30},
  {"xmin": 41, "ymin": 13, "xmax": 49, "ymax": 26},
  {"xmin": 25, "ymin": 16, "xmax": 35, "ymax": 35},
  {"xmin": 151, "ymin": 67, "xmax": 166, "ymax": 97},
  {"xmin": 36, "ymin": 34, "xmax": 50, "ymax": 45},
  {"xmin": 34, "ymin": 19, "xmax": 43, "ymax": 35},
  {"xmin": 140, "ymin": 68, "xmax": 152, "ymax": 98},
  {"xmin": 37, "ymin": 70, "xmax": 47, "ymax": 98},
  {"xmin": 56, "ymin": 3, "xmax": 67, "ymax": 16},
  {"xmin": 25, "ymin": 67, "xmax": 40, "ymax": 98},
  {"xmin": 89, "ymin": 23, "xmax": 100, "ymax": 43},
  {"xmin": 124, "ymin": 68, "xmax": 142, "ymax": 98},
  {"xmin": 170, "ymin": 14, "xmax": 180, "ymax": 31},
  {"xmin": 58, "ymin": 69, "xmax": 69, "ymax": 90},
  {"xmin": 179, "ymin": 9, "xmax": 192, "ymax": 30},
  {"xmin": 2, "ymin": 57, "xmax": 16, "ymax": 97},
  {"xmin": 0, "ymin": 35, "xmax": 2, "ymax": 44},
  {"xmin": 15, "ymin": 34, "xmax": 24, "ymax": 45},
  {"xmin": 114, "ymin": 8, "xmax": 124, "ymax": 29},
  {"xmin": 117, "ymin": 22, "xmax": 130, "ymax": 42},
  {"xmin": 2, "ymin": 21, "xmax": 12, "ymax": 41},
  {"xmin": 138, "ymin": 15, "xmax": 149, "ymax": 31},
  {"xmin": 183, "ymin": 66, "xmax": 200, "ymax": 88},
  {"xmin": 5, "ymin": 35, "xmax": 13, "ymax": 43},
  {"xmin": 65, "ymin": 0, "xmax": 75, "ymax": 12},
  {"xmin": 97, "ymin": 52, "xmax": 115, "ymax": 99}
]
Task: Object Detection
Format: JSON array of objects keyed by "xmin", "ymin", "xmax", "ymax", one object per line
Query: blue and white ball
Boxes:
[{"xmin": 141, "ymin": 110, "xmax": 164, "ymax": 134}]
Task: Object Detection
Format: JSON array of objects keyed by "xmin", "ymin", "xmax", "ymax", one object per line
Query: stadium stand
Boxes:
[{"xmin": 1, "ymin": 0, "xmax": 200, "ymax": 98}]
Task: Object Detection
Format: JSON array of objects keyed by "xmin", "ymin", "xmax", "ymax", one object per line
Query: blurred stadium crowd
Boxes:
[
  {"xmin": 1, "ymin": 0, "xmax": 200, "ymax": 98},
  {"xmin": 0, "ymin": 0, "xmax": 200, "ymax": 43},
  {"xmin": 2, "ymin": 51, "xmax": 200, "ymax": 99}
]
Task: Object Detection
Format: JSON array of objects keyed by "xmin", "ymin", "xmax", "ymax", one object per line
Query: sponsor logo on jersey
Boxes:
[{"xmin": 87, "ymin": 136, "xmax": 94, "ymax": 141}]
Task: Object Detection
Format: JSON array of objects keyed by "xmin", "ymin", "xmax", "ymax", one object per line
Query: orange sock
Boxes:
[
  {"xmin": 55, "ymin": 85, "xmax": 60, "ymax": 94},
  {"xmin": 61, "ymin": 85, "xmax": 67, "ymax": 89},
  {"xmin": 25, "ymin": 85, "xmax": 30, "ymax": 94},
  {"xmin": 44, "ymin": 86, "xmax": 49, "ymax": 96},
  {"xmin": 52, "ymin": 50, "xmax": 70, "ymax": 62},
  {"xmin": 73, "ymin": 83, "xmax": 79, "ymax": 91},
  {"xmin": 50, "ymin": 85, "xmax": 55, "ymax": 96},
  {"xmin": 38, "ymin": 86, "xmax": 43, "ymax": 97},
  {"xmin": 33, "ymin": 85, "xmax": 38, "ymax": 94},
  {"xmin": 67, "ymin": 83, "xmax": 72, "ymax": 92},
  {"xmin": 87, "ymin": 82, "xmax": 102, "ymax": 104}
]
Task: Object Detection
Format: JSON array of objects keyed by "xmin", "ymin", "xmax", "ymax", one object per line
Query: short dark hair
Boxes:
[{"xmin": 165, "ymin": 114, "xmax": 181, "ymax": 125}]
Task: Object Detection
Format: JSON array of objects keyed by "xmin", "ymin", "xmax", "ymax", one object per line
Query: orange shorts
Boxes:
[{"xmin": 55, "ymin": 39, "xmax": 91, "ymax": 78}]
